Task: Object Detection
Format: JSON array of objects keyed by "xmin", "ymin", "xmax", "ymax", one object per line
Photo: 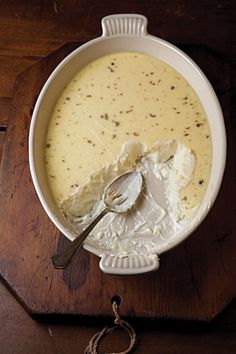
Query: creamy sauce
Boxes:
[
  {"xmin": 45, "ymin": 51, "xmax": 212, "ymax": 215},
  {"xmin": 61, "ymin": 140, "xmax": 197, "ymax": 255}
]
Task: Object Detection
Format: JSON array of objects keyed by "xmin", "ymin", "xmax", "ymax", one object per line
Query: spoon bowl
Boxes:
[{"xmin": 103, "ymin": 171, "xmax": 143, "ymax": 213}]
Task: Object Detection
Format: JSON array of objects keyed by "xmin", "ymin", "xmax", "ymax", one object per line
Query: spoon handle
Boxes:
[{"xmin": 51, "ymin": 207, "xmax": 109, "ymax": 269}]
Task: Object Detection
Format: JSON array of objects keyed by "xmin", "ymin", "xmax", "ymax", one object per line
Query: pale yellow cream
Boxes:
[{"xmin": 45, "ymin": 52, "xmax": 212, "ymax": 210}]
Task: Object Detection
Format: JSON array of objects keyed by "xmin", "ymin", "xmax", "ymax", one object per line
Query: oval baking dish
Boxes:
[{"xmin": 29, "ymin": 14, "xmax": 226, "ymax": 275}]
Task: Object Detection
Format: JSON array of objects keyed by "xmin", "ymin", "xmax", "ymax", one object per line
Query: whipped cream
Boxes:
[{"xmin": 62, "ymin": 140, "xmax": 197, "ymax": 256}]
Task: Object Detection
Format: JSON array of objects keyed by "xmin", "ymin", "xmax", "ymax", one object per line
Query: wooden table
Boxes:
[{"xmin": 0, "ymin": 1, "xmax": 235, "ymax": 353}]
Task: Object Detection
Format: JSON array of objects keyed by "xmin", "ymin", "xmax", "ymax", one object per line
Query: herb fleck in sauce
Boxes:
[{"xmin": 45, "ymin": 52, "xmax": 212, "ymax": 206}]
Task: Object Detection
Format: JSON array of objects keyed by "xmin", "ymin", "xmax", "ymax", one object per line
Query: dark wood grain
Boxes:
[
  {"xmin": 0, "ymin": 42, "xmax": 235, "ymax": 321},
  {"xmin": 0, "ymin": 280, "xmax": 236, "ymax": 354},
  {"xmin": 0, "ymin": 133, "xmax": 6, "ymax": 161},
  {"xmin": 0, "ymin": 97, "xmax": 11, "ymax": 127},
  {"xmin": 0, "ymin": 1, "xmax": 236, "ymax": 353}
]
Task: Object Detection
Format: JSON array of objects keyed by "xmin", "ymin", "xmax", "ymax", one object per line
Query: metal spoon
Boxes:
[{"xmin": 51, "ymin": 171, "xmax": 143, "ymax": 269}]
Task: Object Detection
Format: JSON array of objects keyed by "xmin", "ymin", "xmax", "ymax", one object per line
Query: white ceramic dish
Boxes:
[{"xmin": 29, "ymin": 14, "xmax": 226, "ymax": 275}]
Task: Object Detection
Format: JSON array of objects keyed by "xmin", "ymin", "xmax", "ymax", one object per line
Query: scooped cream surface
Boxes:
[
  {"xmin": 45, "ymin": 51, "xmax": 212, "ymax": 251},
  {"xmin": 62, "ymin": 140, "xmax": 197, "ymax": 255}
]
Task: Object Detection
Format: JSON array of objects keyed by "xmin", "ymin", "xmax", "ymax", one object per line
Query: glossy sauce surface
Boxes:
[{"xmin": 45, "ymin": 52, "xmax": 212, "ymax": 209}]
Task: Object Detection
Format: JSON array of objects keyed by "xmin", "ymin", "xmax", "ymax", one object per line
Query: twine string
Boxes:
[{"xmin": 84, "ymin": 301, "xmax": 136, "ymax": 354}]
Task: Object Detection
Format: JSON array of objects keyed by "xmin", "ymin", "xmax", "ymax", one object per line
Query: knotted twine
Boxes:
[{"xmin": 84, "ymin": 300, "xmax": 137, "ymax": 354}]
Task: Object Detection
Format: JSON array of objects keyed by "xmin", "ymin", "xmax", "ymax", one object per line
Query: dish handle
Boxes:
[
  {"xmin": 101, "ymin": 14, "xmax": 148, "ymax": 37},
  {"xmin": 99, "ymin": 254, "xmax": 159, "ymax": 275}
]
